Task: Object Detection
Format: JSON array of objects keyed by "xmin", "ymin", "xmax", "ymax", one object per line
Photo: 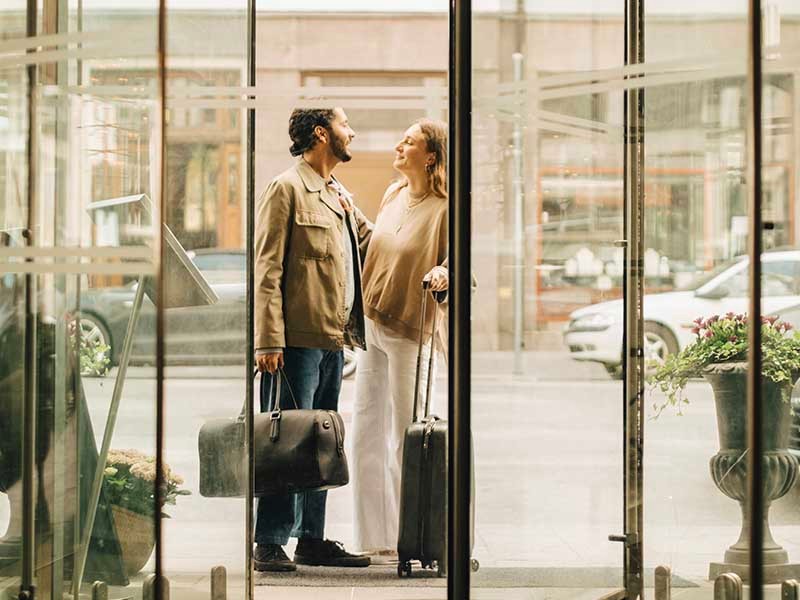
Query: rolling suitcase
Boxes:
[{"xmin": 396, "ymin": 282, "xmax": 479, "ymax": 577}]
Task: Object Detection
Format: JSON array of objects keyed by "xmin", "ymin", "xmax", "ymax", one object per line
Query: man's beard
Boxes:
[{"xmin": 331, "ymin": 132, "xmax": 352, "ymax": 163}]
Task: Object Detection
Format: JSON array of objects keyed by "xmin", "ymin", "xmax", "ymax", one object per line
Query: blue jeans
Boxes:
[{"xmin": 254, "ymin": 347, "xmax": 344, "ymax": 546}]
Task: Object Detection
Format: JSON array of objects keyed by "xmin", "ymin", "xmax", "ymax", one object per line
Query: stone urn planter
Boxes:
[
  {"xmin": 110, "ymin": 504, "xmax": 155, "ymax": 576},
  {"xmin": 704, "ymin": 362, "xmax": 800, "ymax": 583}
]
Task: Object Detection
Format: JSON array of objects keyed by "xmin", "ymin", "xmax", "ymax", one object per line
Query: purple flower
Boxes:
[
  {"xmin": 729, "ymin": 335, "xmax": 738, "ymax": 342},
  {"xmin": 704, "ymin": 330, "xmax": 714, "ymax": 338},
  {"xmin": 691, "ymin": 326, "xmax": 700, "ymax": 335},
  {"xmin": 708, "ymin": 315, "xmax": 720, "ymax": 324}
]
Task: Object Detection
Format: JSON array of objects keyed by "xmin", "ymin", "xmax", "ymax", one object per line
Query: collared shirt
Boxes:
[{"xmin": 326, "ymin": 177, "xmax": 355, "ymax": 324}]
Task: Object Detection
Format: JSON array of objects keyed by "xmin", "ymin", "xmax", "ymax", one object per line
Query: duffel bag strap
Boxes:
[
  {"xmin": 261, "ymin": 367, "xmax": 300, "ymax": 443},
  {"xmin": 235, "ymin": 368, "xmax": 260, "ymax": 422}
]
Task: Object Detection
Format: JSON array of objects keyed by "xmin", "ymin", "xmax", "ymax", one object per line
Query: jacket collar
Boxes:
[
  {"xmin": 296, "ymin": 158, "xmax": 344, "ymax": 218},
  {"xmin": 296, "ymin": 158, "xmax": 325, "ymax": 192}
]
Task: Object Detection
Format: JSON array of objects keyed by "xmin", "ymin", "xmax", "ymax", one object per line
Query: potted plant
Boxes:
[
  {"xmin": 102, "ymin": 449, "xmax": 191, "ymax": 575},
  {"xmin": 80, "ymin": 336, "xmax": 111, "ymax": 377},
  {"xmin": 650, "ymin": 312, "xmax": 800, "ymax": 581}
]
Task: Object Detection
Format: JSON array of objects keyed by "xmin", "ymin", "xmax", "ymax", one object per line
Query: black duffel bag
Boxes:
[{"xmin": 198, "ymin": 368, "xmax": 349, "ymax": 497}]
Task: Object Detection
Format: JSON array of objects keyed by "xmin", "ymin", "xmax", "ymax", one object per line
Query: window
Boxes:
[
  {"xmin": 722, "ymin": 260, "xmax": 800, "ymax": 297},
  {"xmin": 301, "ymin": 71, "xmax": 446, "ymax": 151}
]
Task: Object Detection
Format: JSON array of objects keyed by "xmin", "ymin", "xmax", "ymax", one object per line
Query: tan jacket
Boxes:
[{"xmin": 255, "ymin": 159, "xmax": 373, "ymax": 351}]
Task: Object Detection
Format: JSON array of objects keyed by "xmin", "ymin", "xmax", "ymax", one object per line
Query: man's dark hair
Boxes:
[{"xmin": 288, "ymin": 109, "xmax": 337, "ymax": 157}]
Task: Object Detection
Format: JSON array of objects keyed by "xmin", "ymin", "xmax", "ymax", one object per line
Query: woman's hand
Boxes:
[{"xmin": 423, "ymin": 265, "xmax": 448, "ymax": 292}]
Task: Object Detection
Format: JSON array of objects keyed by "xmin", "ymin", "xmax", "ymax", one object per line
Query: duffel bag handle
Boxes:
[
  {"xmin": 264, "ymin": 366, "xmax": 299, "ymax": 413},
  {"xmin": 260, "ymin": 367, "xmax": 299, "ymax": 444},
  {"xmin": 239, "ymin": 366, "xmax": 299, "ymax": 423}
]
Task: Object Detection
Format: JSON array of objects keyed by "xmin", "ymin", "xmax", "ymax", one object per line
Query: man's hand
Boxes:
[
  {"xmin": 423, "ymin": 265, "xmax": 448, "ymax": 292},
  {"xmin": 256, "ymin": 351, "xmax": 284, "ymax": 374}
]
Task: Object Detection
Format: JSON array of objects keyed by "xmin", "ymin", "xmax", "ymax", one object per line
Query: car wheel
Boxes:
[
  {"xmin": 644, "ymin": 322, "xmax": 679, "ymax": 372},
  {"xmin": 343, "ymin": 346, "xmax": 357, "ymax": 379},
  {"xmin": 79, "ymin": 315, "xmax": 113, "ymax": 369}
]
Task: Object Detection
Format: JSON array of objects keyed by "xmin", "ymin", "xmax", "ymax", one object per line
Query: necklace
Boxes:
[
  {"xmin": 406, "ymin": 189, "xmax": 430, "ymax": 208},
  {"xmin": 396, "ymin": 189, "xmax": 429, "ymax": 234}
]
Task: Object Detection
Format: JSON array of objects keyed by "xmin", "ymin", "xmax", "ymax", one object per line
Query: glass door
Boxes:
[
  {"xmin": 0, "ymin": 1, "xmax": 162, "ymax": 598},
  {"xmin": 458, "ymin": 1, "xmax": 800, "ymax": 598},
  {"xmin": 465, "ymin": 1, "xmax": 631, "ymax": 597}
]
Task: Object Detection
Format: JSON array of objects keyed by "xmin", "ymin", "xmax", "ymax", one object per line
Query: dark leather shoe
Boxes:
[
  {"xmin": 254, "ymin": 544, "xmax": 296, "ymax": 572},
  {"xmin": 294, "ymin": 538, "xmax": 370, "ymax": 568}
]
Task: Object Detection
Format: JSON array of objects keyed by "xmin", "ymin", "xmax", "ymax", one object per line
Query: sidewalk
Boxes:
[{"xmin": 69, "ymin": 352, "xmax": 800, "ymax": 598}]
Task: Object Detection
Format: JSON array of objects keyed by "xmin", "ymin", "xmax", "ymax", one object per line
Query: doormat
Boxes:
[{"xmin": 255, "ymin": 566, "xmax": 699, "ymax": 588}]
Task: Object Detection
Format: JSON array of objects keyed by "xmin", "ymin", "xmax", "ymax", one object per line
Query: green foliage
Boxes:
[
  {"xmin": 649, "ymin": 313, "xmax": 800, "ymax": 417},
  {"xmin": 80, "ymin": 336, "xmax": 111, "ymax": 377},
  {"xmin": 102, "ymin": 449, "xmax": 191, "ymax": 518}
]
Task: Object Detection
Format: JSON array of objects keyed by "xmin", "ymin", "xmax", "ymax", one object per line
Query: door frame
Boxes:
[{"xmin": 444, "ymin": 1, "xmax": 649, "ymax": 599}]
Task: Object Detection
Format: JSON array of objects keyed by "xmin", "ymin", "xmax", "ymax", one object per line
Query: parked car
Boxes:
[
  {"xmin": 78, "ymin": 249, "xmax": 357, "ymax": 377},
  {"xmin": 563, "ymin": 250, "xmax": 800, "ymax": 378}
]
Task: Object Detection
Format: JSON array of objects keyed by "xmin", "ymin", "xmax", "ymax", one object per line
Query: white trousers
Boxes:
[{"xmin": 351, "ymin": 317, "xmax": 433, "ymax": 552}]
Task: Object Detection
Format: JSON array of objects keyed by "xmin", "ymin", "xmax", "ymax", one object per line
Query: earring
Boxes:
[{"xmin": 426, "ymin": 163, "xmax": 434, "ymax": 174}]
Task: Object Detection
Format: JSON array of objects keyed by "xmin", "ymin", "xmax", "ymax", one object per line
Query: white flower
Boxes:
[
  {"xmin": 106, "ymin": 448, "xmax": 148, "ymax": 467},
  {"xmin": 130, "ymin": 462, "xmax": 157, "ymax": 483}
]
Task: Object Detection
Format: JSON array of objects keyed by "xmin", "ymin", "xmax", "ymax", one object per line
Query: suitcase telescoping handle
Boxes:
[{"xmin": 412, "ymin": 279, "xmax": 442, "ymax": 423}]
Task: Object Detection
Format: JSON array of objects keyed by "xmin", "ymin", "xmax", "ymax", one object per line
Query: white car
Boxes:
[{"xmin": 563, "ymin": 250, "xmax": 800, "ymax": 378}]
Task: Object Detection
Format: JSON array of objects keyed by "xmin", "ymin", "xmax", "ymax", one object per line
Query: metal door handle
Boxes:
[{"xmin": 608, "ymin": 532, "xmax": 638, "ymax": 545}]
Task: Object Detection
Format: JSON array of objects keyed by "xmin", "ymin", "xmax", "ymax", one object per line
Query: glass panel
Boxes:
[
  {"xmin": 161, "ymin": 3, "xmax": 249, "ymax": 597},
  {"xmin": 760, "ymin": 0, "xmax": 800, "ymax": 590},
  {"xmin": 643, "ymin": 0, "xmax": 754, "ymax": 592},
  {"xmin": 1, "ymin": 1, "xmax": 161, "ymax": 597},
  {"xmin": 0, "ymin": 3, "xmax": 28, "ymax": 594},
  {"xmin": 472, "ymin": 2, "xmax": 625, "ymax": 595},
  {"xmin": 251, "ymin": 3, "xmax": 448, "ymax": 595}
]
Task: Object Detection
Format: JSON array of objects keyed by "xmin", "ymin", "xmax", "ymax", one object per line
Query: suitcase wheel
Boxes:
[
  {"xmin": 397, "ymin": 560, "xmax": 412, "ymax": 578},
  {"xmin": 471, "ymin": 558, "xmax": 480, "ymax": 572}
]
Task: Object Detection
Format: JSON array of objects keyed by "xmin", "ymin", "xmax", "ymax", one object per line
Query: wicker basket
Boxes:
[{"xmin": 110, "ymin": 505, "xmax": 155, "ymax": 576}]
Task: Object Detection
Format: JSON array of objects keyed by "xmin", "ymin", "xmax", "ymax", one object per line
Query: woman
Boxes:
[{"xmin": 350, "ymin": 118, "xmax": 448, "ymax": 560}]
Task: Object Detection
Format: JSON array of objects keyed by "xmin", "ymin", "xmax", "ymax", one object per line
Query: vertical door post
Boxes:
[
  {"xmin": 245, "ymin": 0, "xmax": 257, "ymax": 597},
  {"xmin": 623, "ymin": 0, "xmax": 645, "ymax": 597},
  {"xmin": 448, "ymin": 0, "xmax": 472, "ymax": 598},
  {"xmin": 746, "ymin": 0, "xmax": 765, "ymax": 598},
  {"xmin": 21, "ymin": 0, "xmax": 39, "ymax": 595}
]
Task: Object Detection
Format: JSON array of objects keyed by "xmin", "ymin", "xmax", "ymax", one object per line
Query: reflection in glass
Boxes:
[
  {"xmin": 472, "ymin": 2, "xmax": 625, "ymax": 594},
  {"xmin": 160, "ymin": 4, "xmax": 250, "ymax": 598},
  {"xmin": 0, "ymin": 1, "xmax": 162, "ymax": 597}
]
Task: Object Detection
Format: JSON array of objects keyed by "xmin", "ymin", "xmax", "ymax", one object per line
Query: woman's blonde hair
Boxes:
[{"xmin": 396, "ymin": 118, "xmax": 448, "ymax": 199}]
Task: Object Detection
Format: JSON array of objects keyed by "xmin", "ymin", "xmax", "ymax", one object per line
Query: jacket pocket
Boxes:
[{"xmin": 294, "ymin": 210, "xmax": 330, "ymax": 259}]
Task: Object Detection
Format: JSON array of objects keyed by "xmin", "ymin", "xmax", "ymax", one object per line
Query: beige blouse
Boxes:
[{"xmin": 361, "ymin": 185, "xmax": 448, "ymax": 343}]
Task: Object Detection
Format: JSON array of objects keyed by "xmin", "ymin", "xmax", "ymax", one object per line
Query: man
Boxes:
[{"xmin": 254, "ymin": 108, "xmax": 373, "ymax": 572}]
